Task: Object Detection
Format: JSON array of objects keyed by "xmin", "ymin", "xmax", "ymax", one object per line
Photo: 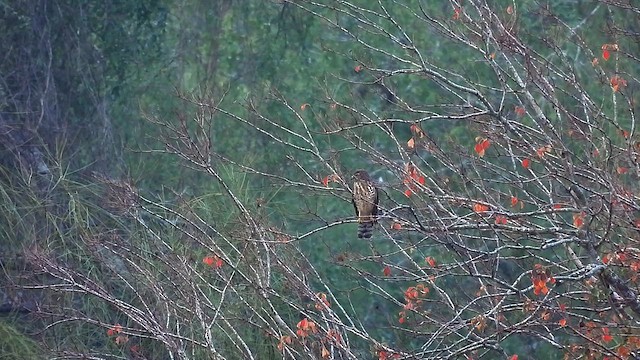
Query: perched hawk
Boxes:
[{"xmin": 352, "ymin": 170, "xmax": 379, "ymax": 238}]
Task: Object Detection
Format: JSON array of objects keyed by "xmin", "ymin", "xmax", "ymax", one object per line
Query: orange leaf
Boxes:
[
  {"xmin": 495, "ymin": 215, "xmax": 508, "ymax": 225},
  {"xmin": 453, "ymin": 7, "xmax": 462, "ymax": 20},
  {"xmin": 536, "ymin": 145, "xmax": 552, "ymax": 158},
  {"xmin": 474, "ymin": 138, "xmax": 490, "ymax": 157},
  {"xmin": 618, "ymin": 345, "xmax": 631, "ymax": 357},
  {"xmin": 521, "ymin": 158, "xmax": 530, "ymax": 169},
  {"xmin": 473, "ymin": 203, "xmax": 489, "ymax": 213},
  {"xmin": 611, "ymin": 76, "xmax": 627, "ymax": 92},
  {"xmin": 410, "ymin": 124, "xmax": 425, "ymax": 138},
  {"xmin": 203, "ymin": 256, "xmax": 214, "ymax": 266},
  {"xmin": 321, "ymin": 346, "xmax": 330, "ymax": 359},
  {"xmin": 315, "ymin": 292, "xmax": 330, "ymax": 310},
  {"xmin": 425, "ymin": 256, "xmax": 437, "ymax": 267},
  {"xmin": 383, "ymin": 266, "xmax": 391, "ymax": 277},
  {"xmin": 573, "ymin": 212, "xmax": 585, "ymax": 228},
  {"xmin": 558, "ymin": 318, "xmax": 567, "ymax": 327},
  {"xmin": 115, "ymin": 335, "xmax": 129, "ymax": 345},
  {"xmin": 204, "ymin": 255, "xmax": 223, "ymax": 269},
  {"xmin": 602, "ymin": 327, "xmax": 613, "ymax": 343}
]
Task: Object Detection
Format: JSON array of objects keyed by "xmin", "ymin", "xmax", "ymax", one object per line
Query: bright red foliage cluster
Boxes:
[
  {"xmin": 403, "ymin": 162, "xmax": 425, "ymax": 197},
  {"xmin": 296, "ymin": 318, "xmax": 318, "ymax": 338},
  {"xmin": 398, "ymin": 284, "xmax": 429, "ymax": 324},
  {"xmin": 531, "ymin": 264, "xmax": 554, "ymax": 296},
  {"xmin": 203, "ymin": 255, "xmax": 224, "ymax": 269},
  {"xmin": 474, "ymin": 138, "xmax": 490, "ymax": 157}
]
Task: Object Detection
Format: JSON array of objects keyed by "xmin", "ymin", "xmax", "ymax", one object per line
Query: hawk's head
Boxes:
[{"xmin": 352, "ymin": 170, "xmax": 371, "ymax": 181}]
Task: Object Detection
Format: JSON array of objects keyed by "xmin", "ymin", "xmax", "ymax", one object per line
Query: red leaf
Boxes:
[
  {"xmin": 494, "ymin": 215, "xmax": 508, "ymax": 225},
  {"xmin": 474, "ymin": 138, "xmax": 490, "ymax": 157},
  {"xmin": 515, "ymin": 106, "xmax": 525, "ymax": 117},
  {"xmin": 536, "ymin": 145, "xmax": 552, "ymax": 158},
  {"xmin": 391, "ymin": 222, "xmax": 402, "ymax": 230},
  {"xmin": 611, "ymin": 76, "xmax": 627, "ymax": 92},
  {"xmin": 453, "ymin": 7, "xmax": 462, "ymax": 20},
  {"xmin": 509, "ymin": 355, "xmax": 518, "ymax": 360},
  {"xmin": 425, "ymin": 256, "xmax": 437, "ymax": 267},
  {"xmin": 354, "ymin": 65, "xmax": 362, "ymax": 73},
  {"xmin": 521, "ymin": 158, "xmax": 530, "ymax": 169},
  {"xmin": 115, "ymin": 335, "xmax": 129, "ymax": 345},
  {"xmin": 383, "ymin": 266, "xmax": 391, "ymax": 277},
  {"xmin": 322, "ymin": 176, "xmax": 330, "ymax": 187},
  {"xmin": 603, "ymin": 49, "xmax": 610, "ymax": 61},
  {"xmin": 203, "ymin": 255, "xmax": 223, "ymax": 269},
  {"xmin": 510, "ymin": 196, "xmax": 518, "ymax": 207},
  {"xmin": 404, "ymin": 189, "xmax": 412, "ymax": 197}
]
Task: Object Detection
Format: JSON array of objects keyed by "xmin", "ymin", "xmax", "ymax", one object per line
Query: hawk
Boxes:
[{"xmin": 352, "ymin": 170, "xmax": 379, "ymax": 239}]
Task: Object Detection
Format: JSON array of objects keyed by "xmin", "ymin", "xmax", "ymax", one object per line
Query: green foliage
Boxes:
[{"xmin": 0, "ymin": 321, "xmax": 42, "ymax": 360}]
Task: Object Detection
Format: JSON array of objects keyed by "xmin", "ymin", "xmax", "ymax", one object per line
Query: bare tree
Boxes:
[{"xmin": 19, "ymin": 1, "xmax": 640, "ymax": 359}]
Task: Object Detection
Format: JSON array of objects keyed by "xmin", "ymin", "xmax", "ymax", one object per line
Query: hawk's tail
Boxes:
[{"xmin": 357, "ymin": 221, "xmax": 374, "ymax": 239}]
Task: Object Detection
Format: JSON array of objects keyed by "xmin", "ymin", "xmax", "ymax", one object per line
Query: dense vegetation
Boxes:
[{"xmin": 1, "ymin": 1, "xmax": 640, "ymax": 359}]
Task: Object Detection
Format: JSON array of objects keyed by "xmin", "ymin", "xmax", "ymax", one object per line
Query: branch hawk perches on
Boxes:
[{"xmin": 351, "ymin": 170, "xmax": 379, "ymax": 239}]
